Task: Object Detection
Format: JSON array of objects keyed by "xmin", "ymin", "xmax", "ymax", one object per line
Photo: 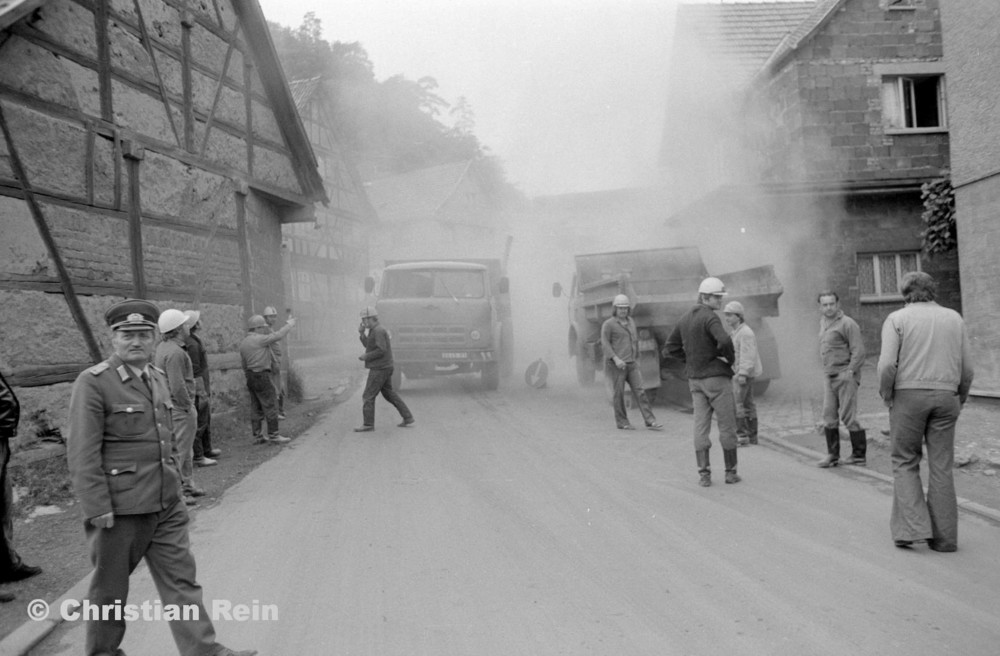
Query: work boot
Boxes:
[
  {"xmin": 748, "ymin": 417, "xmax": 759, "ymax": 445},
  {"xmin": 723, "ymin": 448, "xmax": 741, "ymax": 484},
  {"xmin": 735, "ymin": 416, "xmax": 749, "ymax": 446},
  {"xmin": 817, "ymin": 426, "xmax": 840, "ymax": 467},
  {"xmin": 696, "ymin": 449, "xmax": 711, "ymax": 487},
  {"xmin": 842, "ymin": 429, "xmax": 867, "ymax": 465}
]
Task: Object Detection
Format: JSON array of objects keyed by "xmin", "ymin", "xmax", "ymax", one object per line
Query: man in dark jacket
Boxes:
[
  {"xmin": 0, "ymin": 368, "xmax": 42, "ymax": 601},
  {"xmin": 355, "ymin": 306, "xmax": 414, "ymax": 432},
  {"xmin": 66, "ymin": 298, "xmax": 255, "ymax": 656},
  {"xmin": 664, "ymin": 277, "xmax": 740, "ymax": 487},
  {"xmin": 184, "ymin": 310, "xmax": 220, "ymax": 466}
]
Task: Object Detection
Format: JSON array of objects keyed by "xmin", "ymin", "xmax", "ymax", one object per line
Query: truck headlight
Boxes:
[{"xmin": 470, "ymin": 330, "xmax": 481, "ymax": 340}]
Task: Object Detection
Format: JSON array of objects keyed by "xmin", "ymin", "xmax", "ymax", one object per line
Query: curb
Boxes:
[
  {"xmin": 1, "ymin": 573, "xmax": 92, "ymax": 656},
  {"xmin": 760, "ymin": 431, "xmax": 1000, "ymax": 525}
]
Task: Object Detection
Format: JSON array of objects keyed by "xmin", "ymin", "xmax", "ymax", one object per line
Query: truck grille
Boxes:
[{"xmin": 395, "ymin": 325, "xmax": 467, "ymax": 346}]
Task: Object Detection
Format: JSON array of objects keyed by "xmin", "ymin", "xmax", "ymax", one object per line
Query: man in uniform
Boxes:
[
  {"xmin": 664, "ymin": 277, "xmax": 741, "ymax": 486},
  {"xmin": 600, "ymin": 294, "xmax": 663, "ymax": 431},
  {"xmin": 355, "ymin": 306, "xmax": 414, "ymax": 432},
  {"xmin": 262, "ymin": 307, "xmax": 286, "ymax": 420},
  {"xmin": 184, "ymin": 310, "xmax": 220, "ymax": 467},
  {"xmin": 0, "ymin": 367, "xmax": 42, "ymax": 602},
  {"xmin": 66, "ymin": 298, "xmax": 255, "ymax": 656},
  {"xmin": 239, "ymin": 313, "xmax": 295, "ymax": 444},
  {"xmin": 816, "ymin": 291, "xmax": 867, "ymax": 468},
  {"xmin": 877, "ymin": 272, "xmax": 973, "ymax": 552}
]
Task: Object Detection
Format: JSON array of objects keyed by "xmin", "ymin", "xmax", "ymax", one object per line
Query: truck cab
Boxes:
[{"xmin": 366, "ymin": 260, "xmax": 513, "ymax": 390}]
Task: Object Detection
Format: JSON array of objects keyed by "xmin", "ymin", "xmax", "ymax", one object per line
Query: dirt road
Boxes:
[{"xmin": 31, "ymin": 367, "xmax": 1000, "ymax": 655}]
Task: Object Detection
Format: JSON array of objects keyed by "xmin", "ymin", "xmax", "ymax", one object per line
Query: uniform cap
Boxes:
[
  {"xmin": 698, "ymin": 277, "xmax": 727, "ymax": 296},
  {"xmin": 158, "ymin": 308, "xmax": 188, "ymax": 334},
  {"xmin": 360, "ymin": 306, "xmax": 378, "ymax": 319},
  {"xmin": 105, "ymin": 299, "xmax": 159, "ymax": 332},
  {"xmin": 613, "ymin": 294, "xmax": 631, "ymax": 308},
  {"xmin": 723, "ymin": 301, "xmax": 744, "ymax": 316},
  {"xmin": 183, "ymin": 309, "xmax": 201, "ymax": 328},
  {"xmin": 248, "ymin": 314, "xmax": 267, "ymax": 329},
  {"xmin": 263, "ymin": 306, "xmax": 278, "ymax": 317}
]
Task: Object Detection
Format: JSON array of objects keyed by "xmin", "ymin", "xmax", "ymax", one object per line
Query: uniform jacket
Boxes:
[
  {"xmin": 601, "ymin": 316, "xmax": 639, "ymax": 363},
  {"xmin": 664, "ymin": 303, "xmax": 734, "ymax": 379},
  {"xmin": 0, "ymin": 369, "xmax": 19, "ymax": 440},
  {"xmin": 730, "ymin": 322, "xmax": 763, "ymax": 379},
  {"xmin": 360, "ymin": 323, "xmax": 394, "ymax": 369},
  {"xmin": 67, "ymin": 355, "xmax": 182, "ymax": 519},
  {"xmin": 819, "ymin": 310, "xmax": 865, "ymax": 377},
  {"xmin": 877, "ymin": 301, "xmax": 974, "ymax": 402}
]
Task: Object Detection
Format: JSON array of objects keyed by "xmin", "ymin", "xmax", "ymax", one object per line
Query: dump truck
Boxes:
[
  {"xmin": 553, "ymin": 247, "xmax": 782, "ymax": 404},
  {"xmin": 365, "ymin": 259, "xmax": 514, "ymax": 390}
]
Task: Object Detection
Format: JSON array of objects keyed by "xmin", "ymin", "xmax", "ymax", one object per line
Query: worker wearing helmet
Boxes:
[
  {"xmin": 239, "ymin": 311, "xmax": 296, "ymax": 444},
  {"xmin": 600, "ymin": 294, "xmax": 663, "ymax": 431},
  {"xmin": 355, "ymin": 306, "xmax": 414, "ymax": 432},
  {"xmin": 154, "ymin": 308, "xmax": 201, "ymax": 505},
  {"xmin": 262, "ymin": 306, "xmax": 286, "ymax": 420},
  {"xmin": 723, "ymin": 301, "xmax": 763, "ymax": 446},
  {"xmin": 663, "ymin": 277, "xmax": 740, "ymax": 486}
]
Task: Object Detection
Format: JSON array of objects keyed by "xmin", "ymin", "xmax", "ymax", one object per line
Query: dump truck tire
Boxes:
[
  {"xmin": 482, "ymin": 362, "xmax": 500, "ymax": 390},
  {"xmin": 575, "ymin": 355, "xmax": 596, "ymax": 386}
]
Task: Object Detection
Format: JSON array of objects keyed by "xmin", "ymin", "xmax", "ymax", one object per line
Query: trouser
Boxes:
[
  {"xmin": 271, "ymin": 368, "xmax": 285, "ymax": 414},
  {"xmin": 606, "ymin": 360, "xmax": 657, "ymax": 428},
  {"xmin": 733, "ymin": 377, "xmax": 757, "ymax": 441},
  {"xmin": 246, "ymin": 370, "xmax": 279, "ymax": 438},
  {"xmin": 890, "ymin": 389, "xmax": 960, "ymax": 546},
  {"xmin": 822, "ymin": 373, "xmax": 862, "ymax": 432},
  {"xmin": 84, "ymin": 500, "xmax": 221, "ymax": 656},
  {"xmin": 361, "ymin": 367, "xmax": 412, "ymax": 427},
  {"xmin": 0, "ymin": 440, "xmax": 23, "ymax": 577},
  {"xmin": 191, "ymin": 394, "xmax": 213, "ymax": 459},
  {"xmin": 170, "ymin": 405, "xmax": 197, "ymax": 493},
  {"xmin": 689, "ymin": 376, "xmax": 739, "ymax": 452}
]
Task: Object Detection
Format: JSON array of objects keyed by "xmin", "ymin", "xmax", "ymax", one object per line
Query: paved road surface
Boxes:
[{"xmin": 32, "ymin": 367, "xmax": 1000, "ymax": 655}]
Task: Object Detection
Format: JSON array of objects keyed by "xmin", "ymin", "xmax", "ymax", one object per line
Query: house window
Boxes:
[
  {"xmin": 858, "ymin": 252, "xmax": 921, "ymax": 301},
  {"xmin": 882, "ymin": 75, "xmax": 945, "ymax": 131}
]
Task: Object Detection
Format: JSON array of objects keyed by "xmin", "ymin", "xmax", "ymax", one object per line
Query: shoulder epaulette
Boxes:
[
  {"xmin": 149, "ymin": 364, "xmax": 165, "ymax": 375},
  {"xmin": 87, "ymin": 362, "xmax": 110, "ymax": 376}
]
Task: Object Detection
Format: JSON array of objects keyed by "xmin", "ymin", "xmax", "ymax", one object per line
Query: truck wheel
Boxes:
[
  {"xmin": 482, "ymin": 362, "xmax": 500, "ymax": 391},
  {"xmin": 575, "ymin": 355, "xmax": 596, "ymax": 386},
  {"xmin": 391, "ymin": 367, "xmax": 402, "ymax": 391},
  {"xmin": 753, "ymin": 379, "xmax": 770, "ymax": 397}
]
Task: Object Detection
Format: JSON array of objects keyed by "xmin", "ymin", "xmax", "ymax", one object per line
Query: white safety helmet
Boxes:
[
  {"xmin": 263, "ymin": 306, "xmax": 278, "ymax": 317},
  {"xmin": 723, "ymin": 301, "xmax": 744, "ymax": 316},
  {"xmin": 698, "ymin": 277, "xmax": 727, "ymax": 296},
  {"xmin": 612, "ymin": 294, "xmax": 631, "ymax": 308},
  {"xmin": 360, "ymin": 306, "xmax": 378, "ymax": 319},
  {"xmin": 157, "ymin": 308, "xmax": 188, "ymax": 334}
]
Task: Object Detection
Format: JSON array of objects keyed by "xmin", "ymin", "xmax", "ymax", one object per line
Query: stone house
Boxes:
[
  {"xmin": 940, "ymin": 1, "xmax": 1000, "ymax": 397},
  {"xmin": 664, "ymin": 0, "xmax": 960, "ymax": 353},
  {"xmin": 0, "ymin": 0, "xmax": 326, "ymax": 433},
  {"xmin": 284, "ymin": 76, "xmax": 376, "ymax": 356}
]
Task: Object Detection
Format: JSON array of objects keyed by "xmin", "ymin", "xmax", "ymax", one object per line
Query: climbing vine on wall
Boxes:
[{"xmin": 920, "ymin": 178, "xmax": 956, "ymax": 255}]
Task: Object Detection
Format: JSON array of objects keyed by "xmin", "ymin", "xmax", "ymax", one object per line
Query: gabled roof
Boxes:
[
  {"xmin": 364, "ymin": 161, "xmax": 478, "ymax": 224},
  {"xmin": 674, "ymin": 1, "xmax": 816, "ymax": 81},
  {"xmin": 759, "ymin": 0, "xmax": 849, "ymax": 75},
  {"xmin": 288, "ymin": 76, "xmax": 323, "ymax": 109}
]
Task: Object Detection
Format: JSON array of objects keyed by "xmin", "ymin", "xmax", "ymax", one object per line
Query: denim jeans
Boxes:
[{"xmin": 606, "ymin": 360, "xmax": 656, "ymax": 428}]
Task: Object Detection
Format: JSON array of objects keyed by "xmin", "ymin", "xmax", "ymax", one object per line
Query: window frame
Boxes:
[
  {"xmin": 857, "ymin": 251, "xmax": 922, "ymax": 303},
  {"xmin": 875, "ymin": 63, "xmax": 947, "ymax": 135}
]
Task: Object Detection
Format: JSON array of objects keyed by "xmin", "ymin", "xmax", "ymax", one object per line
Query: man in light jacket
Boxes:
[{"xmin": 724, "ymin": 301, "xmax": 763, "ymax": 446}]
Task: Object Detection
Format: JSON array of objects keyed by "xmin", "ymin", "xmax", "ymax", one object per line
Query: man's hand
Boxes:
[
  {"xmin": 837, "ymin": 369, "xmax": 853, "ymax": 382},
  {"xmin": 613, "ymin": 356, "xmax": 626, "ymax": 370},
  {"xmin": 286, "ymin": 317, "xmax": 297, "ymax": 327},
  {"xmin": 89, "ymin": 512, "xmax": 114, "ymax": 529},
  {"xmin": 737, "ymin": 374, "xmax": 747, "ymax": 386},
  {"xmin": 358, "ymin": 322, "xmax": 366, "ymax": 334},
  {"xmin": 358, "ymin": 355, "xmax": 365, "ymax": 361}
]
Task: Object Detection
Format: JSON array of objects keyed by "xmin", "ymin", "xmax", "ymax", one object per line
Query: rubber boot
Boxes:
[
  {"xmin": 748, "ymin": 417, "xmax": 758, "ymax": 445},
  {"xmin": 817, "ymin": 426, "xmax": 840, "ymax": 468},
  {"xmin": 696, "ymin": 449, "xmax": 711, "ymax": 487},
  {"xmin": 736, "ymin": 417, "xmax": 750, "ymax": 447},
  {"xmin": 724, "ymin": 448, "xmax": 741, "ymax": 484},
  {"xmin": 843, "ymin": 429, "xmax": 867, "ymax": 466}
]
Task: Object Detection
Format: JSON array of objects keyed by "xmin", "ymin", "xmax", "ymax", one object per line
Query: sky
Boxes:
[{"xmin": 256, "ymin": 0, "xmax": 683, "ymax": 197}]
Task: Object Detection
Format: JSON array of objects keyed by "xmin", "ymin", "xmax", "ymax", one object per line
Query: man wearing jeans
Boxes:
[
  {"xmin": 665, "ymin": 277, "xmax": 740, "ymax": 487},
  {"xmin": 877, "ymin": 272, "xmax": 973, "ymax": 552},
  {"xmin": 600, "ymin": 294, "xmax": 663, "ymax": 431},
  {"xmin": 816, "ymin": 291, "xmax": 867, "ymax": 468},
  {"xmin": 239, "ymin": 314, "xmax": 296, "ymax": 444}
]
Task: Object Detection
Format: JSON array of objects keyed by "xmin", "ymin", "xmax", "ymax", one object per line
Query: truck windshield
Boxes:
[{"xmin": 382, "ymin": 270, "xmax": 485, "ymax": 299}]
